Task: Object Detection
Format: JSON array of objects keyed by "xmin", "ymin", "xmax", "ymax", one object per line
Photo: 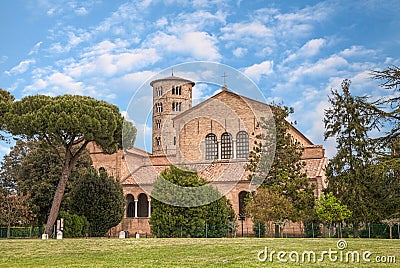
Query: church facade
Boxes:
[{"xmin": 89, "ymin": 74, "xmax": 327, "ymax": 237}]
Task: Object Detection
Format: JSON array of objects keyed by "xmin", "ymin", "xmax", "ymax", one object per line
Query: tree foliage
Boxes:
[
  {"xmin": 367, "ymin": 66, "xmax": 400, "ymax": 220},
  {"xmin": 315, "ymin": 192, "xmax": 352, "ymax": 226},
  {"xmin": 0, "ymin": 192, "xmax": 34, "ymax": 238},
  {"xmin": 324, "ymin": 79, "xmax": 373, "ymax": 223},
  {"xmin": 246, "ymin": 188, "xmax": 294, "ymax": 224},
  {"xmin": 69, "ymin": 168, "xmax": 125, "ymax": 237},
  {"xmin": 0, "ymin": 140, "xmax": 92, "ymax": 230},
  {"xmin": 150, "ymin": 166, "xmax": 235, "ymax": 238},
  {"xmin": 58, "ymin": 211, "xmax": 89, "ymax": 238},
  {"xmin": 324, "ymin": 79, "xmax": 399, "ymax": 224},
  {"xmin": 0, "ymin": 93, "xmax": 128, "ymax": 235},
  {"xmin": 246, "ymin": 105, "xmax": 315, "ymax": 223},
  {"xmin": 0, "ymin": 88, "xmax": 14, "ymax": 141}
]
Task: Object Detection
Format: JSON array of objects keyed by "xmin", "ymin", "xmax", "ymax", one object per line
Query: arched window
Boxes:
[
  {"xmin": 138, "ymin": 193, "xmax": 149, "ymax": 217},
  {"xmin": 172, "ymin": 102, "xmax": 182, "ymax": 111},
  {"xmin": 236, "ymin": 131, "xmax": 249, "ymax": 158},
  {"xmin": 155, "ymin": 137, "xmax": 161, "ymax": 146},
  {"xmin": 205, "ymin": 133, "xmax": 218, "ymax": 160},
  {"xmin": 238, "ymin": 191, "xmax": 249, "ymax": 218},
  {"xmin": 156, "ymin": 103, "xmax": 163, "ymax": 113},
  {"xmin": 157, "ymin": 86, "xmax": 162, "ymax": 96},
  {"xmin": 126, "ymin": 194, "xmax": 135, "ymax": 218},
  {"xmin": 221, "ymin": 132, "xmax": 232, "ymax": 159}
]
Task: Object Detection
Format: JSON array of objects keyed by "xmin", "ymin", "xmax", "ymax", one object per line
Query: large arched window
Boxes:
[
  {"xmin": 221, "ymin": 132, "xmax": 232, "ymax": 159},
  {"xmin": 236, "ymin": 131, "xmax": 249, "ymax": 158},
  {"xmin": 205, "ymin": 133, "xmax": 218, "ymax": 160},
  {"xmin": 126, "ymin": 194, "xmax": 135, "ymax": 218},
  {"xmin": 138, "ymin": 193, "xmax": 149, "ymax": 217},
  {"xmin": 238, "ymin": 191, "xmax": 249, "ymax": 218}
]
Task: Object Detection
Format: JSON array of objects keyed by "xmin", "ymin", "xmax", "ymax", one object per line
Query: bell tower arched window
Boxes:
[{"xmin": 156, "ymin": 103, "xmax": 163, "ymax": 113}]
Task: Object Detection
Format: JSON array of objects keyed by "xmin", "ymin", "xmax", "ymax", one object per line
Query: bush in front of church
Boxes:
[
  {"xmin": 58, "ymin": 211, "xmax": 89, "ymax": 238},
  {"xmin": 149, "ymin": 166, "xmax": 235, "ymax": 238},
  {"xmin": 69, "ymin": 167, "xmax": 125, "ymax": 237}
]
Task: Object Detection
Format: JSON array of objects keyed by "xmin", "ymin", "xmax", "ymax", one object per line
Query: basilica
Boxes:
[{"xmin": 89, "ymin": 74, "xmax": 327, "ymax": 236}]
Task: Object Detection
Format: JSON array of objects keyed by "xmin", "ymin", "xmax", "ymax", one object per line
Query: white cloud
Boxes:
[
  {"xmin": 94, "ymin": 2, "xmax": 141, "ymax": 34},
  {"xmin": 67, "ymin": 31, "xmax": 84, "ymax": 47},
  {"xmin": 149, "ymin": 31, "xmax": 221, "ymax": 60},
  {"xmin": 28, "ymin": 42, "xmax": 43, "ymax": 55},
  {"xmin": 49, "ymin": 42, "xmax": 66, "ymax": 54},
  {"xmin": 63, "ymin": 44, "xmax": 160, "ymax": 80},
  {"xmin": 232, "ymin": 47, "xmax": 247, "ymax": 57},
  {"xmin": 137, "ymin": 0, "xmax": 153, "ymax": 10},
  {"xmin": 167, "ymin": 10, "xmax": 227, "ymax": 34},
  {"xmin": 285, "ymin": 38, "xmax": 326, "ymax": 62},
  {"xmin": 221, "ymin": 21, "xmax": 274, "ymax": 42},
  {"xmin": 274, "ymin": 2, "xmax": 333, "ymax": 38},
  {"xmin": 0, "ymin": 56, "xmax": 8, "ymax": 64},
  {"xmin": 24, "ymin": 71, "xmax": 83, "ymax": 96},
  {"xmin": 287, "ymin": 55, "xmax": 348, "ymax": 84},
  {"xmin": 75, "ymin": 7, "xmax": 88, "ymax": 16},
  {"xmin": 81, "ymin": 40, "xmax": 126, "ymax": 58},
  {"xmin": 339, "ymin": 45, "xmax": 378, "ymax": 58},
  {"xmin": 244, "ymin": 61, "xmax": 274, "ymax": 82},
  {"xmin": 115, "ymin": 71, "xmax": 157, "ymax": 93},
  {"xmin": 156, "ymin": 17, "xmax": 168, "ymax": 28},
  {"xmin": 5, "ymin": 59, "xmax": 36, "ymax": 75},
  {"xmin": 47, "ymin": 7, "xmax": 60, "ymax": 16},
  {"xmin": 220, "ymin": 20, "xmax": 276, "ymax": 56}
]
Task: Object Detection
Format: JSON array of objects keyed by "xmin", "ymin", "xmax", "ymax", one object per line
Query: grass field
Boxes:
[{"xmin": 0, "ymin": 238, "xmax": 399, "ymax": 267}]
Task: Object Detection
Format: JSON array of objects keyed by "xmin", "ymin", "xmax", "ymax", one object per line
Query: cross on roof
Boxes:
[{"xmin": 222, "ymin": 72, "xmax": 227, "ymax": 85}]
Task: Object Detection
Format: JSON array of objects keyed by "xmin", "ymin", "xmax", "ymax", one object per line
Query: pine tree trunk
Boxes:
[
  {"xmin": 44, "ymin": 157, "xmax": 73, "ymax": 236},
  {"xmin": 7, "ymin": 225, "xmax": 10, "ymax": 239}
]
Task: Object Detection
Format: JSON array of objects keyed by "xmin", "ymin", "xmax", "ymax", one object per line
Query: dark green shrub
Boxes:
[{"xmin": 59, "ymin": 211, "xmax": 89, "ymax": 238}]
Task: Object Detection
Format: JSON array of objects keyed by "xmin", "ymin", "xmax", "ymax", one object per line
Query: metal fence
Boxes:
[
  {"xmin": 2, "ymin": 223, "xmax": 400, "ymax": 239},
  {"xmin": 304, "ymin": 223, "xmax": 400, "ymax": 239},
  {"xmin": 0, "ymin": 227, "xmax": 41, "ymax": 239}
]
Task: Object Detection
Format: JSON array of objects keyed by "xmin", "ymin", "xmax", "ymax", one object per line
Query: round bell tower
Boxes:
[{"xmin": 150, "ymin": 74, "xmax": 195, "ymax": 156}]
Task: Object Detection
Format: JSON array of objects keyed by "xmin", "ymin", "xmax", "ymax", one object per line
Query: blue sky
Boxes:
[{"xmin": 0, "ymin": 0, "xmax": 399, "ymax": 158}]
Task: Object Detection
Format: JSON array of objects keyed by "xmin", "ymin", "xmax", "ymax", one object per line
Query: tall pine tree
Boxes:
[
  {"xmin": 324, "ymin": 79, "xmax": 378, "ymax": 231},
  {"xmin": 246, "ymin": 105, "xmax": 315, "ymax": 225}
]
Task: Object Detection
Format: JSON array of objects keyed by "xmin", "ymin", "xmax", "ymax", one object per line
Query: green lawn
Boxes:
[{"xmin": 0, "ymin": 238, "xmax": 399, "ymax": 267}]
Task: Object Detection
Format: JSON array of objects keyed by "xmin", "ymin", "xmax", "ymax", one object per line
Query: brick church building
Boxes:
[{"xmin": 89, "ymin": 74, "xmax": 327, "ymax": 237}]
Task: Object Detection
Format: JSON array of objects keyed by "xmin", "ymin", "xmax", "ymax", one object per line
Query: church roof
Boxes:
[
  {"xmin": 302, "ymin": 157, "xmax": 328, "ymax": 179},
  {"xmin": 121, "ymin": 157, "xmax": 327, "ymax": 186},
  {"xmin": 150, "ymin": 75, "xmax": 195, "ymax": 86},
  {"xmin": 124, "ymin": 147, "xmax": 150, "ymax": 157},
  {"xmin": 121, "ymin": 160, "xmax": 250, "ymax": 185}
]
